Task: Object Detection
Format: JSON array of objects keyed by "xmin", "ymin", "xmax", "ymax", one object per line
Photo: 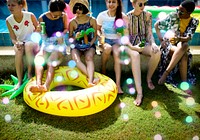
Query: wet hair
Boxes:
[
  {"xmin": 181, "ymin": 0, "xmax": 195, "ymax": 13},
  {"xmin": 48, "ymin": 0, "xmax": 66, "ymax": 12},
  {"xmin": 72, "ymin": 3, "xmax": 89, "ymax": 14},
  {"xmin": 7, "ymin": 0, "xmax": 28, "ymax": 11}
]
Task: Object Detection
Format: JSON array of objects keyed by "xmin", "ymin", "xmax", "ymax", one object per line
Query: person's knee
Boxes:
[
  {"xmin": 130, "ymin": 51, "xmax": 140, "ymax": 59},
  {"xmin": 180, "ymin": 42, "xmax": 189, "ymax": 51},
  {"xmin": 103, "ymin": 44, "xmax": 112, "ymax": 54},
  {"xmin": 85, "ymin": 55, "xmax": 93, "ymax": 62}
]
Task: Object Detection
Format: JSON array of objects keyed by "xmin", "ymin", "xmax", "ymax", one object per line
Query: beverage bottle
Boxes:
[
  {"xmin": 139, "ymin": 39, "xmax": 146, "ymax": 48},
  {"xmin": 40, "ymin": 22, "xmax": 47, "ymax": 49}
]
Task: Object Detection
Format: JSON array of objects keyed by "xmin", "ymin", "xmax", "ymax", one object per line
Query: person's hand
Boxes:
[
  {"xmin": 15, "ymin": 41, "xmax": 24, "ymax": 50},
  {"xmin": 160, "ymin": 40, "xmax": 169, "ymax": 49},
  {"xmin": 75, "ymin": 32, "xmax": 81, "ymax": 39},
  {"xmin": 138, "ymin": 46, "xmax": 144, "ymax": 53},
  {"xmin": 152, "ymin": 43, "xmax": 159, "ymax": 54}
]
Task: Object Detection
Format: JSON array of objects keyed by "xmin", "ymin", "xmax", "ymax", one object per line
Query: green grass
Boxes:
[{"xmin": 0, "ymin": 63, "xmax": 200, "ymax": 140}]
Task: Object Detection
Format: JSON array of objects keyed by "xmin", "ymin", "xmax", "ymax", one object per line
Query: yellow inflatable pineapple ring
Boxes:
[{"xmin": 23, "ymin": 66, "xmax": 118, "ymax": 117}]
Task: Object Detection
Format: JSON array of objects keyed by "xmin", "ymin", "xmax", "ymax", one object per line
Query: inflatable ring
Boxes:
[{"xmin": 23, "ymin": 66, "xmax": 118, "ymax": 116}]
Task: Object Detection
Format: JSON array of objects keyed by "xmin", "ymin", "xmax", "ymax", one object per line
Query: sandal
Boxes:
[{"xmin": 133, "ymin": 94, "xmax": 143, "ymax": 106}]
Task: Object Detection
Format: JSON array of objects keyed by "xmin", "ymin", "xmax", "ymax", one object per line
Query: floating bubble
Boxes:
[
  {"xmin": 2, "ymin": 97, "xmax": 9, "ymax": 104},
  {"xmin": 70, "ymin": 44, "xmax": 75, "ymax": 49},
  {"xmin": 55, "ymin": 31, "xmax": 62, "ymax": 37},
  {"xmin": 129, "ymin": 87, "xmax": 136, "ymax": 95},
  {"xmin": 5, "ymin": 114, "xmax": 12, "ymax": 122},
  {"xmin": 119, "ymin": 46, "xmax": 130, "ymax": 65},
  {"xmin": 52, "ymin": 61, "xmax": 59, "ymax": 67},
  {"xmin": 55, "ymin": 76, "xmax": 64, "ymax": 82},
  {"xmin": 58, "ymin": 46, "xmax": 65, "ymax": 52},
  {"xmin": 185, "ymin": 116, "xmax": 193, "ymax": 123},
  {"xmin": 158, "ymin": 12, "xmax": 167, "ymax": 20},
  {"xmin": 31, "ymin": 32, "xmax": 41, "ymax": 43},
  {"xmin": 115, "ymin": 18, "xmax": 124, "ymax": 27},
  {"xmin": 193, "ymin": 135, "xmax": 199, "ymax": 140},
  {"xmin": 48, "ymin": 44, "xmax": 55, "ymax": 50},
  {"xmin": 34, "ymin": 56, "xmax": 45, "ymax": 66},
  {"xmin": 122, "ymin": 114, "xmax": 129, "ymax": 121},
  {"xmin": 155, "ymin": 111, "xmax": 161, "ymax": 118},
  {"xmin": 120, "ymin": 36, "xmax": 129, "ymax": 44},
  {"xmin": 68, "ymin": 60, "xmax": 76, "ymax": 68},
  {"xmin": 151, "ymin": 101, "xmax": 158, "ymax": 108},
  {"xmin": 186, "ymin": 97, "xmax": 195, "ymax": 106},
  {"xmin": 126, "ymin": 78, "xmax": 134, "ymax": 85},
  {"xmin": 70, "ymin": 70, "xmax": 78, "ymax": 79},
  {"xmin": 154, "ymin": 134, "xmax": 162, "ymax": 140},
  {"xmin": 69, "ymin": 38, "xmax": 74, "ymax": 43},
  {"xmin": 180, "ymin": 82, "xmax": 189, "ymax": 91},
  {"xmin": 119, "ymin": 102, "xmax": 126, "ymax": 109}
]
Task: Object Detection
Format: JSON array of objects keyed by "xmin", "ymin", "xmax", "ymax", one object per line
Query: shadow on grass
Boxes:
[
  {"xmin": 16, "ymin": 93, "xmax": 122, "ymax": 132},
  {"xmin": 117, "ymin": 70, "xmax": 194, "ymax": 123}
]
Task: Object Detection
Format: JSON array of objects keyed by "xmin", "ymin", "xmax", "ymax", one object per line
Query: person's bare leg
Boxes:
[
  {"xmin": 179, "ymin": 52, "xmax": 192, "ymax": 94},
  {"xmin": 158, "ymin": 42, "xmax": 188, "ymax": 85},
  {"xmin": 101, "ymin": 43, "xmax": 112, "ymax": 74},
  {"xmin": 25, "ymin": 42, "xmax": 39, "ymax": 79},
  {"xmin": 72, "ymin": 49, "xmax": 87, "ymax": 75},
  {"xmin": 113, "ymin": 45, "xmax": 123, "ymax": 94},
  {"xmin": 85, "ymin": 48, "xmax": 99, "ymax": 86},
  {"xmin": 128, "ymin": 49, "xmax": 143, "ymax": 106},
  {"xmin": 14, "ymin": 46, "xmax": 24, "ymax": 90},
  {"xmin": 142, "ymin": 45, "xmax": 161, "ymax": 90},
  {"xmin": 30, "ymin": 54, "xmax": 45, "ymax": 92}
]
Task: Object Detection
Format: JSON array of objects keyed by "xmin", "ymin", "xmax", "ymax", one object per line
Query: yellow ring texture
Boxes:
[{"xmin": 23, "ymin": 66, "xmax": 118, "ymax": 117}]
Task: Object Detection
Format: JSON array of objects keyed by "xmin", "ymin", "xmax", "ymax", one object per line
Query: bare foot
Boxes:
[
  {"xmin": 40, "ymin": 85, "xmax": 48, "ymax": 92},
  {"xmin": 147, "ymin": 81, "xmax": 155, "ymax": 90},
  {"xmin": 117, "ymin": 86, "xmax": 124, "ymax": 94},
  {"xmin": 93, "ymin": 78, "xmax": 100, "ymax": 84},
  {"xmin": 30, "ymin": 85, "xmax": 48, "ymax": 92},
  {"xmin": 14, "ymin": 82, "xmax": 22, "ymax": 90},
  {"xmin": 133, "ymin": 94, "xmax": 143, "ymax": 106},
  {"xmin": 158, "ymin": 70, "xmax": 169, "ymax": 85},
  {"xmin": 88, "ymin": 82, "xmax": 95, "ymax": 87},
  {"xmin": 88, "ymin": 78, "xmax": 100, "ymax": 87},
  {"xmin": 30, "ymin": 85, "xmax": 40, "ymax": 92}
]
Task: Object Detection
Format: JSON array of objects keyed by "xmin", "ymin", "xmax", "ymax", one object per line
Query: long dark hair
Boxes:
[{"xmin": 114, "ymin": 0, "xmax": 123, "ymax": 28}]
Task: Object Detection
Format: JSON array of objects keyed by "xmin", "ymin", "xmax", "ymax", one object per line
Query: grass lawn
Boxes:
[{"xmin": 0, "ymin": 61, "xmax": 200, "ymax": 140}]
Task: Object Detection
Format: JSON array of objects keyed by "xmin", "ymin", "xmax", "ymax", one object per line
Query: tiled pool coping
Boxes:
[{"xmin": 0, "ymin": 32, "xmax": 200, "ymax": 47}]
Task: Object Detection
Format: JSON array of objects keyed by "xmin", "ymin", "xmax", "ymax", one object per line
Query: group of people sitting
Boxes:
[{"xmin": 6, "ymin": 0, "xmax": 199, "ymax": 106}]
